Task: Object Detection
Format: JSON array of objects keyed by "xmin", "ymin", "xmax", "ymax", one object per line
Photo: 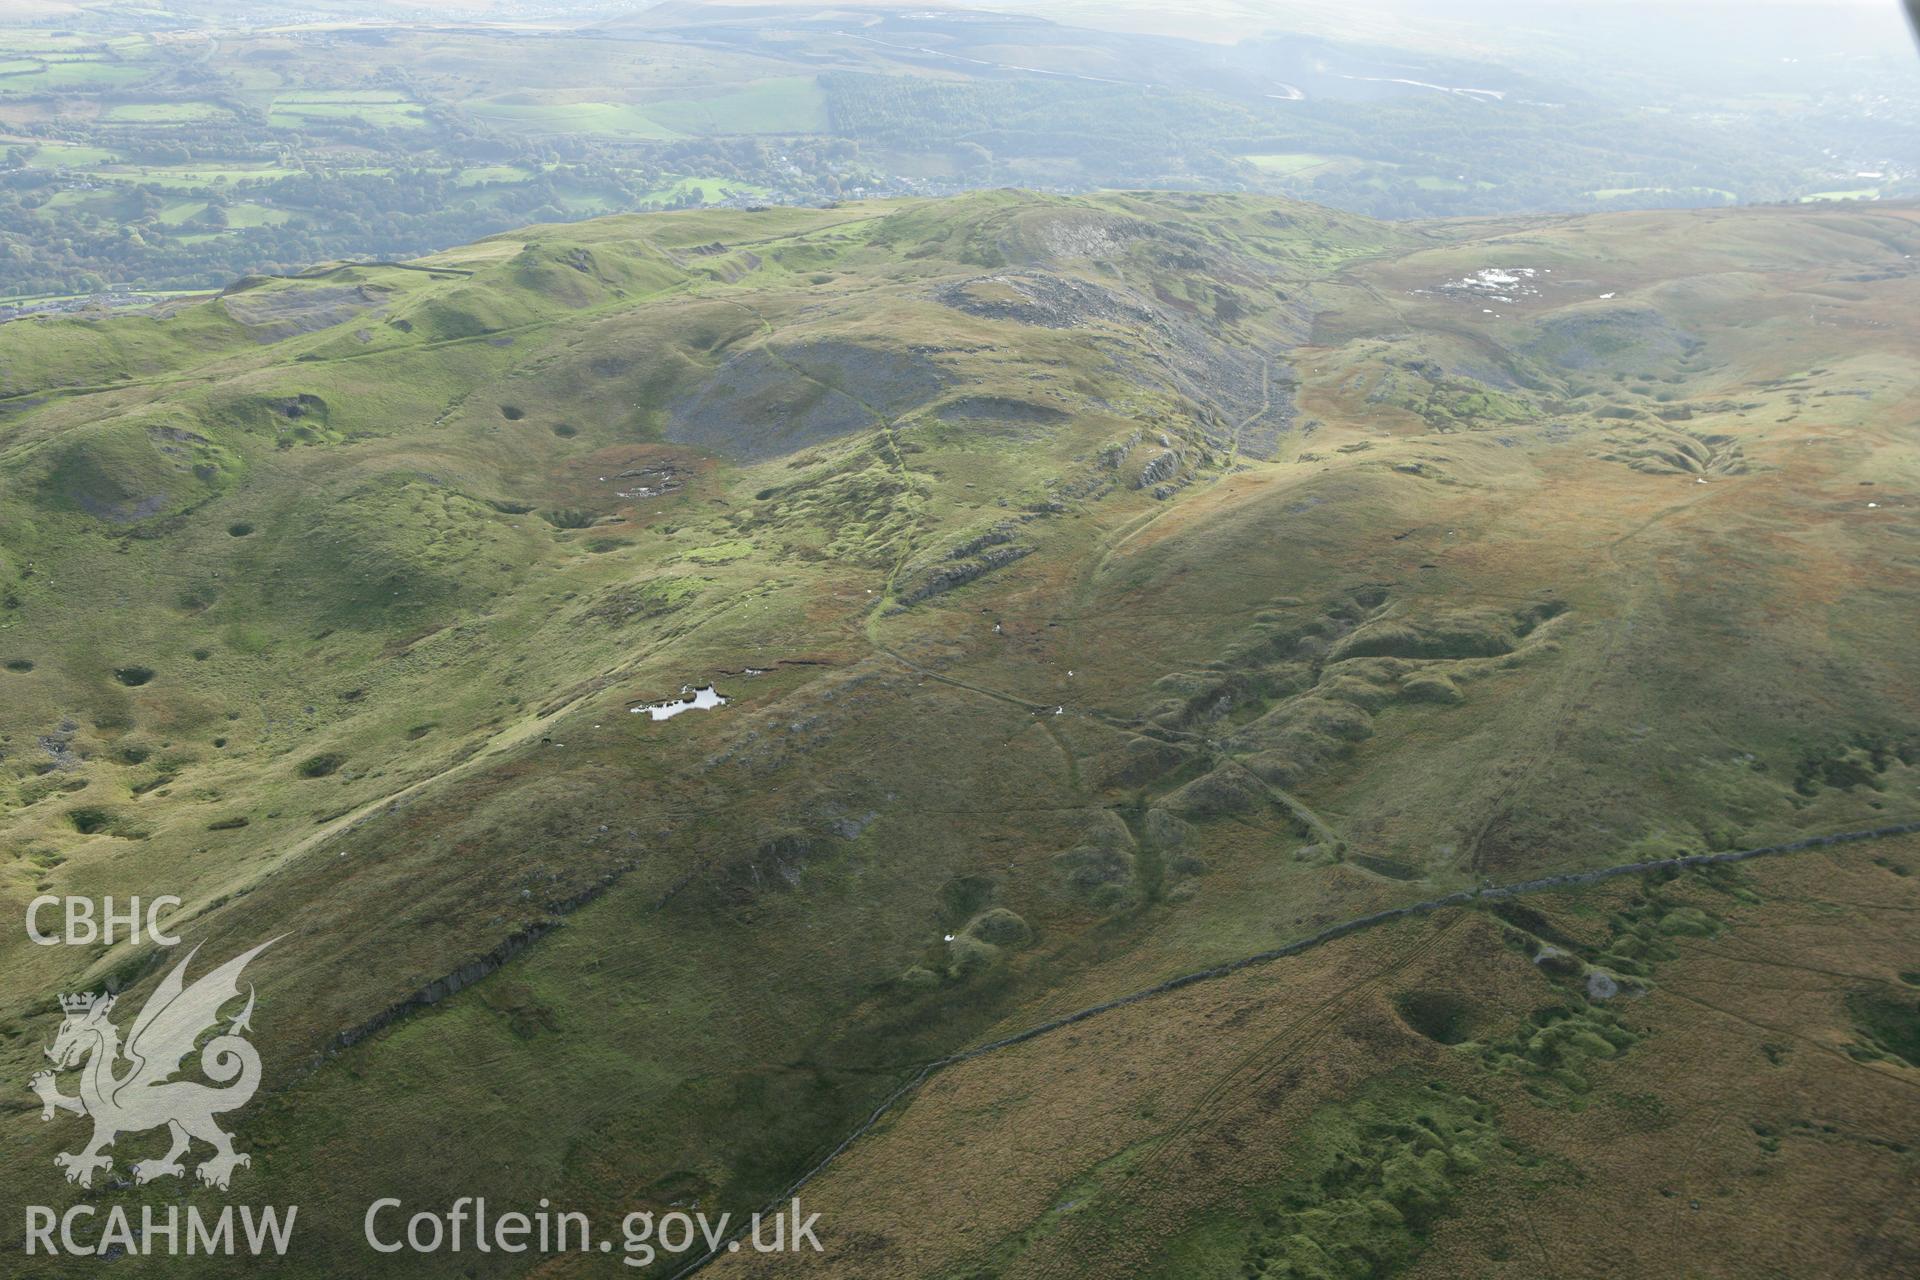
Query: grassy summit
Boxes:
[{"xmin": 1, "ymin": 191, "xmax": 1916, "ymax": 1274}]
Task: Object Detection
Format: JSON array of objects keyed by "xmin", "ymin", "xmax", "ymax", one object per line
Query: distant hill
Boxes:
[{"xmin": 3, "ymin": 0, "xmax": 1915, "ymax": 295}]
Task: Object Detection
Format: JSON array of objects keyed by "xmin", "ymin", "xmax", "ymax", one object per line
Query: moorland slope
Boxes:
[{"xmin": 1, "ymin": 191, "xmax": 1916, "ymax": 1276}]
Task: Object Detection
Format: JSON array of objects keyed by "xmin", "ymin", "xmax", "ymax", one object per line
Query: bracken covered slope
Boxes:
[{"xmin": 1, "ymin": 191, "xmax": 1916, "ymax": 1276}]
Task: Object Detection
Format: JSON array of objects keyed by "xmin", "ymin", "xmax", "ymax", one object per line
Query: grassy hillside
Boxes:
[{"xmin": 0, "ymin": 191, "xmax": 1916, "ymax": 1276}]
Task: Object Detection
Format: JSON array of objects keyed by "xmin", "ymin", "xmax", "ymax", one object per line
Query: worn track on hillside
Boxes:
[{"xmin": 668, "ymin": 817, "xmax": 1920, "ymax": 1278}]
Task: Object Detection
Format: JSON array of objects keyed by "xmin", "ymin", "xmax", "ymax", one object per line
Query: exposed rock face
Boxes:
[
  {"xmin": 899, "ymin": 545, "xmax": 1033, "ymax": 605},
  {"xmin": 1137, "ymin": 448, "xmax": 1180, "ymax": 488},
  {"xmin": 938, "ymin": 271, "xmax": 1157, "ymax": 330},
  {"xmin": 221, "ymin": 284, "xmax": 383, "ymax": 340},
  {"xmin": 894, "ymin": 521, "xmax": 1039, "ymax": 607}
]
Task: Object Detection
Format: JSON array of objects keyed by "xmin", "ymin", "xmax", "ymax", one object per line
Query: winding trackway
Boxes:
[
  {"xmin": 667, "ymin": 816, "xmax": 1920, "ymax": 1279},
  {"xmin": 1075, "ymin": 353, "xmax": 1272, "ymax": 595}
]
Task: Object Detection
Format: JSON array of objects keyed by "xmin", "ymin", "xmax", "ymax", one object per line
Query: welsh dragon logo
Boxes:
[{"xmin": 29, "ymin": 940, "xmax": 274, "ymax": 1191}]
